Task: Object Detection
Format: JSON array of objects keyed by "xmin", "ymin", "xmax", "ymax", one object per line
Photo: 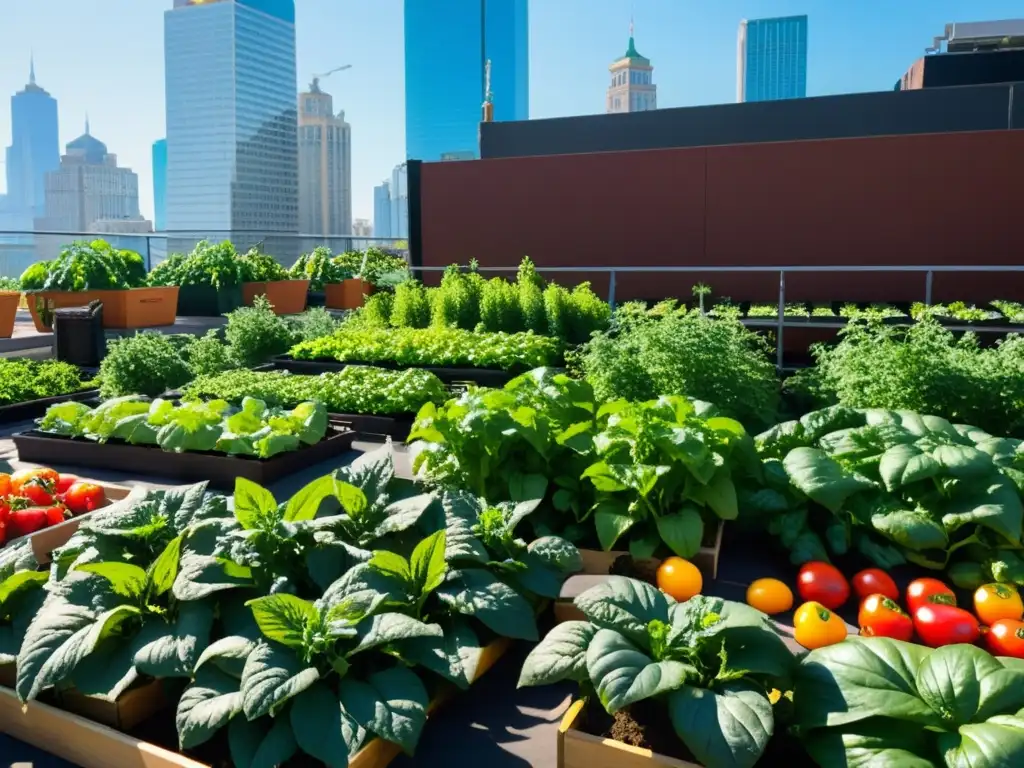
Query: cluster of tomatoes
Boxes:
[
  {"xmin": 748, "ymin": 561, "xmax": 1024, "ymax": 655},
  {"xmin": 0, "ymin": 467, "xmax": 105, "ymax": 545}
]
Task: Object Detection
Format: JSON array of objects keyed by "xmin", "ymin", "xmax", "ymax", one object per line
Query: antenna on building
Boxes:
[
  {"xmin": 85, "ymin": 114, "xmax": 90, "ymax": 135},
  {"xmin": 29, "ymin": 53, "xmax": 36, "ymax": 86},
  {"xmin": 482, "ymin": 59, "xmax": 494, "ymax": 123}
]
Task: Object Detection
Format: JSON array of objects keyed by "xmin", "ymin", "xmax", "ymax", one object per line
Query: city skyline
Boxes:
[{"xmin": 2, "ymin": 0, "xmax": 1022, "ymax": 227}]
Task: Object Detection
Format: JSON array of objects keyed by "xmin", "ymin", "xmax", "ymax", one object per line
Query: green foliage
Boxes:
[
  {"xmin": 99, "ymin": 332, "xmax": 193, "ymax": 398},
  {"xmin": 788, "ymin": 317, "xmax": 1024, "ymax": 435},
  {"xmin": 359, "ymin": 293, "xmax": 394, "ymax": 328},
  {"xmin": 334, "ymin": 247, "xmax": 409, "ymax": 285},
  {"xmin": 580, "ymin": 306, "xmax": 779, "ymax": 430},
  {"xmin": 223, "ymin": 296, "xmax": 295, "ymax": 367},
  {"xmin": 390, "ymin": 280, "xmax": 431, "ymax": 328},
  {"xmin": 795, "ymin": 637, "xmax": 1024, "ymax": 767},
  {"xmin": 520, "ymin": 580, "xmax": 791, "ymax": 768},
  {"xmin": 237, "ymin": 248, "xmax": 288, "ymax": 282},
  {"xmin": 287, "ymin": 246, "xmax": 351, "ymax": 290},
  {"xmin": 23, "ymin": 240, "xmax": 146, "ymax": 292},
  {"xmin": 290, "ymin": 326, "xmax": 562, "ymax": 371},
  {"xmin": 183, "ymin": 366, "xmax": 449, "ymax": 416},
  {"xmin": 431, "ymin": 265, "xmax": 482, "ymax": 329},
  {"xmin": 0, "ymin": 359, "xmax": 93, "ymax": 406},
  {"xmin": 147, "ymin": 241, "xmax": 247, "ymax": 290},
  {"xmin": 517, "ymin": 257, "xmax": 546, "ymax": 334},
  {"xmin": 479, "ymin": 277, "xmax": 523, "ymax": 332},
  {"xmin": 0, "ymin": 276, "xmax": 21, "ymax": 291},
  {"xmin": 39, "ymin": 396, "xmax": 327, "ymax": 458},
  {"xmin": 185, "ymin": 330, "xmax": 238, "ymax": 378}
]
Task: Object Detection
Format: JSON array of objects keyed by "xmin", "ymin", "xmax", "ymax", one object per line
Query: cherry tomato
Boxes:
[
  {"xmin": 0, "ymin": 518, "xmax": 5, "ymax": 545},
  {"xmin": 656, "ymin": 557, "xmax": 702, "ymax": 602},
  {"xmin": 852, "ymin": 569, "xmax": 899, "ymax": 601},
  {"xmin": 64, "ymin": 482, "xmax": 105, "ymax": 515},
  {"xmin": 10, "ymin": 468, "xmax": 58, "ymax": 495},
  {"xmin": 974, "ymin": 583, "xmax": 1024, "ymax": 626},
  {"xmin": 986, "ymin": 619, "xmax": 1024, "ymax": 658},
  {"xmin": 43, "ymin": 506, "xmax": 67, "ymax": 527},
  {"xmin": 858, "ymin": 594, "xmax": 914, "ymax": 641},
  {"xmin": 797, "ymin": 562, "xmax": 850, "ymax": 610},
  {"xmin": 746, "ymin": 578, "xmax": 794, "ymax": 615},
  {"xmin": 19, "ymin": 483, "xmax": 54, "ymax": 507},
  {"xmin": 913, "ymin": 603, "xmax": 980, "ymax": 647},
  {"xmin": 794, "ymin": 601, "xmax": 848, "ymax": 649},
  {"xmin": 55, "ymin": 474, "xmax": 79, "ymax": 494},
  {"xmin": 0, "ymin": 473, "xmax": 11, "ymax": 498},
  {"xmin": 906, "ymin": 578, "xmax": 956, "ymax": 614}
]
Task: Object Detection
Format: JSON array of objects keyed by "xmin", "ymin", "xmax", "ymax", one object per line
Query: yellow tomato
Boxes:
[
  {"xmin": 793, "ymin": 601, "xmax": 848, "ymax": 650},
  {"xmin": 975, "ymin": 583, "xmax": 1024, "ymax": 625},
  {"xmin": 656, "ymin": 557, "xmax": 703, "ymax": 602},
  {"xmin": 746, "ymin": 578, "xmax": 794, "ymax": 615}
]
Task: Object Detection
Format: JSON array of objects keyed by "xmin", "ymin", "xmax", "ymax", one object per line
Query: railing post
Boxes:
[
  {"xmin": 608, "ymin": 270, "xmax": 617, "ymax": 309},
  {"xmin": 144, "ymin": 236, "xmax": 152, "ymax": 272},
  {"xmin": 925, "ymin": 270, "xmax": 933, "ymax": 306},
  {"xmin": 777, "ymin": 270, "xmax": 785, "ymax": 372}
]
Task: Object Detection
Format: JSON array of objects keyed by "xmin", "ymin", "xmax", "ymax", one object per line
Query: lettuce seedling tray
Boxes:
[
  {"xmin": 0, "ymin": 388, "xmax": 100, "ymax": 425},
  {"xmin": 270, "ymin": 354, "xmax": 519, "ymax": 387},
  {"xmin": 12, "ymin": 420, "xmax": 356, "ymax": 490}
]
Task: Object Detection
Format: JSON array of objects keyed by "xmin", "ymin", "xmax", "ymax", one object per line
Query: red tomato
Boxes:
[
  {"xmin": 0, "ymin": 473, "xmax": 11, "ymax": 498},
  {"xmin": 858, "ymin": 594, "xmax": 914, "ymax": 641},
  {"xmin": 10, "ymin": 468, "xmax": 58, "ymax": 495},
  {"xmin": 852, "ymin": 569, "xmax": 899, "ymax": 601},
  {"xmin": 19, "ymin": 483, "xmax": 54, "ymax": 507},
  {"xmin": 906, "ymin": 578, "xmax": 956, "ymax": 614},
  {"xmin": 0, "ymin": 518, "xmax": 5, "ymax": 545},
  {"xmin": 913, "ymin": 604, "xmax": 980, "ymax": 647},
  {"xmin": 55, "ymin": 474, "xmax": 78, "ymax": 494},
  {"xmin": 6, "ymin": 508, "xmax": 47, "ymax": 539},
  {"xmin": 986, "ymin": 619, "xmax": 1024, "ymax": 658},
  {"xmin": 64, "ymin": 482, "xmax": 105, "ymax": 514},
  {"xmin": 797, "ymin": 562, "xmax": 850, "ymax": 610},
  {"xmin": 43, "ymin": 506, "xmax": 67, "ymax": 527}
]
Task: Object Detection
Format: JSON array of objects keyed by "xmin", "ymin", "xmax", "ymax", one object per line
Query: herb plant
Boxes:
[
  {"xmin": 519, "ymin": 578, "xmax": 793, "ymax": 768},
  {"xmin": 99, "ymin": 332, "xmax": 193, "ymax": 398},
  {"xmin": 288, "ymin": 246, "xmax": 351, "ymax": 290},
  {"xmin": 479, "ymin": 277, "xmax": 524, "ymax": 333},
  {"xmin": 147, "ymin": 241, "xmax": 247, "ymax": 290},
  {"xmin": 747, "ymin": 303, "xmax": 778, "ymax": 318},
  {"xmin": 237, "ymin": 248, "xmax": 288, "ymax": 283},
  {"xmin": 24, "ymin": 240, "xmax": 146, "ymax": 292},
  {"xmin": 0, "ymin": 359, "xmax": 93, "ymax": 406},
  {"xmin": 0, "ymin": 276, "xmax": 20, "ymax": 291},
  {"xmin": 431, "ymin": 265, "xmax": 483, "ymax": 329},
  {"xmin": 391, "ymin": 280, "xmax": 431, "ymax": 328},
  {"xmin": 223, "ymin": 296, "xmax": 294, "ymax": 366},
  {"xmin": 334, "ymin": 247, "xmax": 408, "ymax": 285},
  {"xmin": 184, "ymin": 330, "xmax": 238, "ymax": 377},
  {"xmin": 0, "ymin": 541, "xmax": 47, "ymax": 668},
  {"xmin": 992, "ymin": 300, "xmax": 1024, "ymax": 323}
]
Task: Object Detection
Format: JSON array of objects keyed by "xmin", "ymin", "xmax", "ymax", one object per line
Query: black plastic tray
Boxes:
[
  {"xmin": 0, "ymin": 389, "xmax": 100, "ymax": 426},
  {"xmin": 12, "ymin": 420, "xmax": 356, "ymax": 490},
  {"xmin": 270, "ymin": 356, "xmax": 517, "ymax": 387}
]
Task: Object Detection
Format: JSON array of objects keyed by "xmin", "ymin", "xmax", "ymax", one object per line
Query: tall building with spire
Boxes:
[
  {"xmin": 5, "ymin": 57, "xmax": 60, "ymax": 226},
  {"xmin": 298, "ymin": 80, "xmax": 352, "ymax": 237},
  {"xmin": 607, "ymin": 21, "xmax": 657, "ymax": 114}
]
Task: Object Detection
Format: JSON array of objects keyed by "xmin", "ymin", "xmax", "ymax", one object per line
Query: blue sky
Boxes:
[{"xmin": 0, "ymin": 0, "xmax": 1020, "ymax": 226}]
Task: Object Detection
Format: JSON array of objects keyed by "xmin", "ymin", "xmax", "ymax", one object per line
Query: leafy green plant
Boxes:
[
  {"xmin": 794, "ymin": 637, "xmax": 1024, "ymax": 767},
  {"xmin": 691, "ymin": 282, "xmax": 712, "ymax": 313},
  {"xmin": 431, "ymin": 265, "xmax": 482, "ymax": 329},
  {"xmin": 947, "ymin": 301, "xmax": 998, "ymax": 323},
  {"xmin": 811, "ymin": 304, "xmax": 836, "ymax": 317},
  {"xmin": 357, "ymin": 293, "xmax": 394, "ymax": 329},
  {"xmin": 183, "ymin": 366, "xmax": 448, "ymax": 416},
  {"xmin": 992, "ymin": 300, "xmax": 1024, "ymax": 323},
  {"xmin": 99, "ymin": 332, "xmax": 193, "ymax": 398},
  {"xmin": 0, "ymin": 541, "xmax": 47, "ymax": 669},
  {"xmin": 223, "ymin": 296, "xmax": 295, "ymax": 366},
  {"xmin": 24, "ymin": 240, "xmax": 146, "ymax": 292},
  {"xmin": 910, "ymin": 301, "xmax": 949, "ymax": 320},
  {"xmin": 709, "ymin": 298, "xmax": 741, "ymax": 319},
  {"xmin": 390, "ymin": 280, "xmax": 431, "ymax": 328},
  {"xmin": 479, "ymin": 277, "xmax": 523, "ymax": 333},
  {"xmin": 237, "ymin": 248, "xmax": 288, "ymax": 283},
  {"xmin": 747, "ymin": 303, "xmax": 777, "ymax": 318},
  {"xmin": 0, "ymin": 276, "xmax": 21, "ymax": 291},
  {"xmin": 335, "ymin": 247, "xmax": 408, "ymax": 286},
  {"xmin": 0, "ymin": 359, "xmax": 93, "ymax": 406},
  {"xmin": 184, "ymin": 330, "xmax": 238, "ymax": 377},
  {"xmin": 38, "ymin": 396, "xmax": 328, "ymax": 458},
  {"xmin": 519, "ymin": 578, "xmax": 793, "ymax": 768},
  {"xmin": 147, "ymin": 241, "xmax": 247, "ymax": 290},
  {"xmin": 517, "ymin": 257, "xmax": 546, "ymax": 333},
  {"xmin": 290, "ymin": 326, "xmax": 562, "ymax": 371},
  {"xmin": 288, "ymin": 246, "xmax": 351, "ymax": 290}
]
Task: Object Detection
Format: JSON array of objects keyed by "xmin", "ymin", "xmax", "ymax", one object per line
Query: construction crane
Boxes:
[{"xmin": 310, "ymin": 65, "xmax": 352, "ymax": 93}]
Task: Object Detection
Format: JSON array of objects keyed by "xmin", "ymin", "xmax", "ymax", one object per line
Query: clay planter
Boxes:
[
  {"xmin": 0, "ymin": 290, "xmax": 20, "ymax": 338},
  {"xmin": 27, "ymin": 287, "xmax": 179, "ymax": 332},
  {"xmin": 242, "ymin": 279, "xmax": 310, "ymax": 315},
  {"xmin": 554, "ymin": 522, "xmax": 724, "ymax": 625},
  {"xmin": 558, "ymin": 699, "xmax": 701, "ymax": 768},
  {"xmin": 325, "ymin": 277, "xmax": 374, "ymax": 310}
]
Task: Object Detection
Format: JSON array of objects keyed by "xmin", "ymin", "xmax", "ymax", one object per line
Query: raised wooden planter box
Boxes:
[
  {"xmin": 558, "ymin": 699, "xmax": 701, "ymax": 768},
  {"xmin": 0, "ymin": 637, "xmax": 512, "ymax": 768},
  {"xmin": 0, "ymin": 290, "xmax": 20, "ymax": 338},
  {"xmin": 242, "ymin": 279, "xmax": 310, "ymax": 314},
  {"xmin": 325, "ymin": 278, "xmax": 373, "ymax": 310},
  {"xmin": 58, "ymin": 679, "xmax": 167, "ymax": 730},
  {"xmin": 27, "ymin": 287, "xmax": 179, "ymax": 332}
]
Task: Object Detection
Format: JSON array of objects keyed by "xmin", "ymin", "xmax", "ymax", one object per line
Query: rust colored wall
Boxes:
[{"xmin": 419, "ymin": 130, "xmax": 1024, "ymax": 303}]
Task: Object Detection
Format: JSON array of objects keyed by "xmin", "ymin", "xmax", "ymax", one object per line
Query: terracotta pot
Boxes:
[
  {"xmin": 0, "ymin": 291, "xmax": 20, "ymax": 338},
  {"xmin": 325, "ymin": 278, "xmax": 374, "ymax": 310},
  {"xmin": 26, "ymin": 287, "xmax": 179, "ymax": 332},
  {"xmin": 242, "ymin": 279, "xmax": 310, "ymax": 314}
]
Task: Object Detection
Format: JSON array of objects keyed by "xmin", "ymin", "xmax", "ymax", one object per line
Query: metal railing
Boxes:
[{"xmin": 0, "ymin": 230, "xmax": 409, "ymax": 275}]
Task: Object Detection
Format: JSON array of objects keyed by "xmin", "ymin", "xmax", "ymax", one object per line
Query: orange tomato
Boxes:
[
  {"xmin": 793, "ymin": 601, "xmax": 848, "ymax": 650},
  {"xmin": 858, "ymin": 594, "xmax": 913, "ymax": 641},
  {"xmin": 656, "ymin": 557, "xmax": 702, "ymax": 602},
  {"xmin": 746, "ymin": 578, "xmax": 794, "ymax": 615},
  {"xmin": 0, "ymin": 473, "xmax": 11, "ymax": 498},
  {"xmin": 974, "ymin": 583, "xmax": 1024, "ymax": 626},
  {"xmin": 11, "ymin": 467, "xmax": 59, "ymax": 495}
]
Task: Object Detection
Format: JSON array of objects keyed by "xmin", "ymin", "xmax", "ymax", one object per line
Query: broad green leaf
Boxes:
[
  {"xmin": 397, "ymin": 616, "xmax": 481, "ymax": 689},
  {"xmin": 870, "ymin": 509, "xmax": 949, "ymax": 552},
  {"xmin": 133, "ymin": 599, "xmax": 215, "ymax": 678},
  {"xmin": 594, "ymin": 500, "xmax": 635, "ymax": 550},
  {"xmin": 718, "ymin": 625, "xmax": 795, "ymax": 681},
  {"xmin": 582, "ymin": 461, "xmax": 629, "ymax": 492},
  {"xmin": 234, "ymin": 478, "xmax": 278, "ymax": 530},
  {"xmin": 587, "ymin": 629, "xmax": 692, "ymax": 713},
  {"xmin": 943, "ymin": 476, "xmax": 1024, "ymax": 544},
  {"xmin": 410, "ymin": 529, "xmax": 447, "ymax": 595},
  {"xmin": 306, "ymin": 540, "xmax": 372, "ymax": 593},
  {"xmin": 515, "ymin": 555, "xmax": 566, "ymax": 599},
  {"xmin": 656, "ymin": 508, "xmax": 704, "ymax": 559},
  {"xmin": 337, "ymin": 666, "xmax": 429, "ymax": 755},
  {"xmin": 70, "ymin": 636, "xmax": 138, "ymax": 701},
  {"xmin": 937, "ymin": 718, "xmax": 1024, "ymax": 767},
  {"xmin": 371, "ymin": 493, "xmax": 436, "ymax": 539},
  {"xmin": 932, "ymin": 444, "xmax": 994, "ymax": 479},
  {"xmin": 435, "ymin": 568, "xmax": 538, "ymax": 641},
  {"xmin": 509, "ymin": 471, "xmax": 547, "ymax": 503},
  {"xmin": 519, "ymin": 620, "xmax": 597, "ymax": 688},
  {"xmin": 240, "ymin": 641, "xmax": 320, "ymax": 720},
  {"xmin": 76, "ymin": 562, "xmax": 148, "ymax": 600},
  {"xmin": 527, "ymin": 535, "xmax": 582, "ymax": 574},
  {"xmin": 800, "ymin": 405, "xmax": 864, "ymax": 442},
  {"xmin": 246, "ymin": 594, "xmax": 317, "ymax": 649},
  {"xmin": 507, "ymin": 499, "xmax": 543, "ymax": 532},
  {"xmin": 783, "ymin": 447, "xmax": 876, "ymax": 513},
  {"xmin": 173, "ymin": 549, "xmax": 253, "ymax": 601},
  {"xmin": 803, "ymin": 718, "xmax": 935, "ymax": 768},
  {"xmin": 176, "ymin": 666, "xmax": 243, "ymax": 749},
  {"xmin": 443, "ymin": 511, "xmax": 489, "ymax": 564},
  {"xmin": 229, "ymin": 714, "xmax": 298, "ymax": 768},
  {"xmin": 878, "ymin": 443, "xmax": 941, "ymax": 491},
  {"xmin": 283, "ymin": 474, "xmax": 335, "ymax": 522},
  {"xmin": 698, "ymin": 469, "xmax": 739, "ymax": 520},
  {"xmin": 352, "ymin": 613, "xmax": 443, "ymax": 654},
  {"xmin": 574, "ymin": 576, "xmax": 670, "ymax": 648},
  {"xmin": 0, "ymin": 570, "xmax": 48, "ymax": 609},
  {"xmin": 668, "ymin": 682, "xmax": 773, "ymax": 768},
  {"xmin": 333, "ymin": 479, "xmax": 369, "ymax": 517},
  {"xmin": 338, "ymin": 443, "xmax": 395, "ymax": 506},
  {"xmin": 195, "ymin": 634, "xmax": 258, "ymax": 679},
  {"xmin": 368, "ymin": 550, "xmax": 412, "ymax": 583},
  {"xmin": 318, "ymin": 563, "xmax": 403, "ymax": 621},
  {"xmin": 148, "ymin": 534, "xmax": 183, "ymax": 597},
  {"xmin": 628, "ymin": 525, "xmax": 661, "ymax": 560},
  {"xmin": 290, "ymin": 682, "xmax": 349, "ymax": 768},
  {"xmin": 916, "ymin": 644, "xmax": 1024, "ymax": 724}
]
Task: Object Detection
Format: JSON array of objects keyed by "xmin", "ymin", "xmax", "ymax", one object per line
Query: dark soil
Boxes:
[
  {"xmin": 609, "ymin": 554, "xmax": 659, "ymax": 583},
  {"xmin": 582, "ymin": 698, "xmax": 693, "ymax": 762}
]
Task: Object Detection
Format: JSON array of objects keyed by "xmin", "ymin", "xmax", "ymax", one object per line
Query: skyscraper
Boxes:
[
  {"xmin": 373, "ymin": 181, "xmax": 392, "ymax": 239},
  {"xmin": 164, "ymin": 0, "xmax": 298, "ymax": 248},
  {"xmin": 5, "ymin": 57, "xmax": 60, "ymax": 226},
  {"xmin": 298, "ymin": 82, "xmax": 352, "ymax": 236},
  {"xmin": 152, "ymin": 138, "xmax": 167, "ymax": 231},
  {"xmin": 404, "ymin": 0, "xmax": 528, "ymax": 161},
  {"xmin": 737, "ymin": 15, "xmax": 808, "ymax": 102},
  {"xmin": 606, "ymin": 21, "xmax": 657, "ymax": 114},
  {"xmin": 389, "ymin": 164, "xmax": 409, "ymax": 240}
]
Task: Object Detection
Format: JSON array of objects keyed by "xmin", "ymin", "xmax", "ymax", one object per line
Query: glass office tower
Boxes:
[
  {"xmin": 404, "ymin": 0, "xmax": 528, "ymax": 161},
  {"xmin": 737, "ymin": 15, "xmax": 808, "ymax": 102},
  {"xmin": 152, "ymin": 139, "xmax": 167, "ymax": 231},
  {"xmin": 164, "ymin": 0, "xmax": 298, "ymax": 244},
  {"xmin": 6, "ymin": 60, "xmax": 60, "ymax": 223}
]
